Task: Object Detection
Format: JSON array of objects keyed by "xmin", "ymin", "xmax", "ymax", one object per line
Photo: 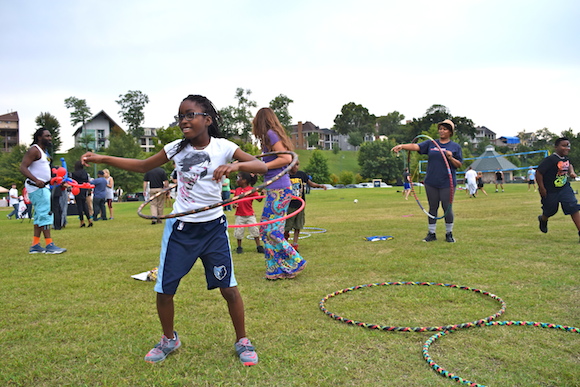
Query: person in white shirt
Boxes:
[{"xmin": 7, "ymin": 184, "xmax": 20, "ymax": 219}]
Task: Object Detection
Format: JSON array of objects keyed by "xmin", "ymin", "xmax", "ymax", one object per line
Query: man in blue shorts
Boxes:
[
  {"xmin": 20, "ymin": 128, "xmax": 67, "ymax": 254},
  {"xmin": 536, "ymin": 137, "xmax": 580, "ymax": 242}
]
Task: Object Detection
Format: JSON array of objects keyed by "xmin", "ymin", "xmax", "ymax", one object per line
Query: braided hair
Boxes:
[{"xmin": 169, "ymin": 95, "xmax": 224, "ymax": 159}]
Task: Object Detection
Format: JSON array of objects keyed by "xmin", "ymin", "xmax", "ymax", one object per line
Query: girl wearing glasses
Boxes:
[
  {"xmin": 252, "ymin": 107, "xmax": 307, "ymax": 280},
  {"xmin": 81, "ymin": 95, "xmax": 266, "ymax": 366}
]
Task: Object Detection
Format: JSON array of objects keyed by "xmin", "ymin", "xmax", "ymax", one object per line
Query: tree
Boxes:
[
  {"xmin": 152, "ymin": 125, "xmax": 183, "ymax": 153},
  {"xmin": 269, "ymin": 94, "xmax": 294, "ymax": 132},
  {"xmin": 104, "ymin": 131, "xmax": 145, "ymax": 193},
  {"xmin": 333, "ymin": 102, "xmax": 376, "ymax": 138},
  {"xmin": 347, "ymin": 132, "xmax": 364, "ymax": 147},
  {"xmin": 116, "ymin": 90, "xmax": 150, "ymax": 137},
  {"xmin": 65, "ymin": 97, "xmax": 92, "ymax": 150},
  {"xmin": 307, "ymin": 132, "xmax": 320, "ymax": 148},
  {"xmin": 64, "ymin": 97, "xmax": 92, "ymax": 127},
  {"xmin": 376, "ymin": 111, "xmax": 405, "ymax": 136},
  {"xmin": 0, "ymin": 145, "xmax": 28, "ymax": 189},
  {"xmin": 304, "ymin": 150, "xmax": 330, "ymax": 184},
  {"xmin": 358, "ymin": 139, "xmax": 403, "ymax": 183},
  {"xmin": 35, "ymin": 112, "xmax": 62, "ymax": 152},
  {"xmin": 219, "ymin": 88, "xmax": 257, "ymax": 140}
]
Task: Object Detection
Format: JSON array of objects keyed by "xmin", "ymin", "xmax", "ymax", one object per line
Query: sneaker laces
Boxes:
[{"xmin": 236, "ymin": 338, "xmax": 255, "ymax": 355}]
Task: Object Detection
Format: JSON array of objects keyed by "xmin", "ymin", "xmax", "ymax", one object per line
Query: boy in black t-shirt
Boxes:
[{"xmin": 536, "ymin": 137, "xmax": 580, "ymax": 242}]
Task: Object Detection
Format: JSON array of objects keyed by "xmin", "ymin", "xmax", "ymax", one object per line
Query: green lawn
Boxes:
[{"xmin": 1, "ymin": 183, "xmax": 579, "ymax": 386}]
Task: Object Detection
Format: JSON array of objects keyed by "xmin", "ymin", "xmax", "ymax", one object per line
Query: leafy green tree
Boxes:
[
  {"xmin": 64, "ymin": 97, "xmax": 92, "ymax": 150},
  {"xmin": 35, "ymin": 112, "xmax": 62, "ymax": 152},
  {"xmin": 347, "ymin": 132, "xmax": 364, "ymax": 147},
  {"xmin": 531, "ymin": 127, "xmax": 557, "ymax": 150},
  {"xmin": 64, "ymin": 97, "xmax": 92, "ymax": 127},
  {"xmin": 307, "ymin": 132, "xmax": 320, "ymax": 148},
  {"xmin": 304, "ymin": 150, "xmax": 330, "ymax": 184},
  {"xmin": 152, "ymin": 126, "xmax": 183, "ymax": 153},
  {"xmin": 339, "ymin": 170, "xmax": 354, "ymax": 185},
  {"xmin": 358, "ymin": 139, "xmax": 403, "ymax": 183},
  {"xmin": 269, "ymin": 94, "xmax": 294, "ymax": 132},
  {"xmin": 116, "ymin": 90, "xmax": 150, "ymax": 137},
  {"xmin": 104, "ymin": 131, "xmax": 146, "ymax": 192},
  {"xmin": 333, "ymin": 102, "xmax": 376, "ymax": 138},
  {"xmin": 376, "ymin": 111, "xmax": 406, "ymax": 139},
  {"xmin": 219, "ymin": 88, "xmax": 257, "ymax": 140},
  {"xmin": 0, "ymin": 145, "xmax": 28, "ymax": 189}
]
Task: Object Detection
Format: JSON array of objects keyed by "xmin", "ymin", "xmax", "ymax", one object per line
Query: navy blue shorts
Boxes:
[
  {"xmin": 154, "ymin": 215, "xmax": 237, "ymax": 294},
  {"xmin": 541, "ymin": 187, "xmax": 580, "ymax": 217}
]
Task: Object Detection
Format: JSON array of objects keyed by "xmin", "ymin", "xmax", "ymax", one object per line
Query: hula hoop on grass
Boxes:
[
  {"xmin": 248, "ymin": 232, "xmax": 311, "ymax": 240},
  {"xmin": 422, "ymin": 321, "xmax": 580, "ymax": 387},
  {"xmin": 302, "ymin": 226, "xmax": 327, "ymax": 234},
  {"xmin": 319, "ymin": 282, "xmax": 506, "ymax": 332},
  {"xmin": 407, "ymin": 135, "xmax": 455, "ymax": 220},
  {"xmin": 137, "ymin": 151, "xmax": 298, "ymax": 220},
  {"xmin": 228, "ymin": 195, "xmax": 305, "ymax": 228}
]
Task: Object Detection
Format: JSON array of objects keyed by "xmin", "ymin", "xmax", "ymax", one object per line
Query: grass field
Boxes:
[{"xmin": 1, "ymin": 183, "xmax": 579, "ymax": 386}]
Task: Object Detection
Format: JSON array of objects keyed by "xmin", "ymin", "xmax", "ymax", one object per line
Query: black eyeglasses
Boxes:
[{"xmin": 174, "ymin": 112, "xmax": 209, "ymax": 122}]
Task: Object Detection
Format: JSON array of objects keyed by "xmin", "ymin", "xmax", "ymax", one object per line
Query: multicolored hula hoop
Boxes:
[
  {"xmin": 319, "ymin": 282, "xmax": 506, "ymax": 332},
  {"xmin": 137, "ymin": 151, "xmax": 298, "ymax": 220},
  {"xmin": 408, "ymin": 135, "xmax": 455, "ymax": 220},
  {"xmin": 422, "ymin": 321, "xmax": 580, "ymax": 386}
]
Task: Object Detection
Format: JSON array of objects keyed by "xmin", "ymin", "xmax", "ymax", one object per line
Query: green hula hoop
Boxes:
[
  {"xmin": 422, "ymin": 321, "xmax": 580, "ymax": 387},
  {"xmin": 319, "ymin": 282, "xmax": 506, "ymax": 332}
]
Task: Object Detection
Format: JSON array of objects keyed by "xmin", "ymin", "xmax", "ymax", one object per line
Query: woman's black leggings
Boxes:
[
  {"xmin": 424, "ymin": 185, "xmax": 454, "ymax": 225},
  {"xmin": 75, "ymin": 195, "xmax": 91, "ymax": 222}
]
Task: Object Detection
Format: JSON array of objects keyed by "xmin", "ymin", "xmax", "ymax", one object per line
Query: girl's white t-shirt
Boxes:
[{"xmin": 164, "ymin": 138, "xmax": 238, "ymax": 222}]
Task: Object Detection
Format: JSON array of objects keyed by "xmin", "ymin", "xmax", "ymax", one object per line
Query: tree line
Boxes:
[{"xmin": 0, "ymin": 88, "xmax": 578, "ymax": 191}]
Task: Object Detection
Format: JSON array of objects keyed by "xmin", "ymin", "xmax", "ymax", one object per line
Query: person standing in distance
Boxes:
[
  {"xmin": 391, "ymin": 119, "xmax": 463, "ymax": 242},
  {"xmin": 7, "ymin": 184, "xmax": 20, "ymax": 219},
  {"xmin": 19, "ymin": 128, "xmax": 67, "ymax": 254},
  {"xmin": 144, "ymin": 167, "xmax": 169, "ymax": 225}
]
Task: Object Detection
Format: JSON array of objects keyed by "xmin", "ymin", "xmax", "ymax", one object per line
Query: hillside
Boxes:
[{"xmin": 295, "ymin": 149, "xmax": 360, "ymax": 176}]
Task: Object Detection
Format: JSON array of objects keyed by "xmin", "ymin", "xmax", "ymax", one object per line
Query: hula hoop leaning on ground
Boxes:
[
  {"xmin": 137, "ymin": 151, "xmax": 298, "ymax": 220},
  {"xmin": 407, "ymin": 134, "xmax": 455, "ymax": 220}
]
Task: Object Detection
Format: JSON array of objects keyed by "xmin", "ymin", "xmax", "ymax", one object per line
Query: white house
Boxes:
[{"xmin": 72, "ymin": 110, "xmax": 124, "ymax": 151}]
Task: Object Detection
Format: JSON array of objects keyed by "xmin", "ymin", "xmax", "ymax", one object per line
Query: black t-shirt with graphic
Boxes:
[{"xmin": 537, "ymin": 154, "xmax": 571, "ymax": 192}]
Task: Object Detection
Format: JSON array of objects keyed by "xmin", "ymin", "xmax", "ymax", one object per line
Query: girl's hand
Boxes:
[
  {"xmin": 82, "ymin": 152, "xmax": 102, "ymax": 166},
  {"xmin": 213, "ymin": 163, "xmax": 238, "ymax": 182}
]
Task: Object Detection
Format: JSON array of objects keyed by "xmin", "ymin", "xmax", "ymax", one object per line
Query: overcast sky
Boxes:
[{"xmin": 2, "ymin": 0, "xmax": 579, "ymax": 151}]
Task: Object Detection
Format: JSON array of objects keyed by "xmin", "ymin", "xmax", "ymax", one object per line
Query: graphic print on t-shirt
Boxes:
[
  {"xmin": 555, "ymin": 160, "xmax": 570, "ymax": 187},
  {"xmin": 178, "ymin": 151, "xmax": 210, "ymax": 203}
]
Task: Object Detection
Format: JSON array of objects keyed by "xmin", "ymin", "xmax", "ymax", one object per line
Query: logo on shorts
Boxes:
[{"xmin": 213, "ymin": 265, "xmax": 227, "ymax": 280}]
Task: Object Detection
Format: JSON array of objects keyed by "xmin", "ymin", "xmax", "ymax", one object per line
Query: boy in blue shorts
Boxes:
[{"xmin": 536, "ymin": 137, "xmax": 580, "ymax": 242}]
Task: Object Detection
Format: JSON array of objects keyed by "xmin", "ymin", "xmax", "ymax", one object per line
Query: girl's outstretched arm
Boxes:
[{"xmin": 82, "ymin": 150, "xmax": 169, "ymax": 173}]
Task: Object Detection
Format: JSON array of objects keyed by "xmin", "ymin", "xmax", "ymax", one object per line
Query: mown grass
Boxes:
[{"xmin": 1, "ymin": 183, "xmax": 579, "ymax": 386}]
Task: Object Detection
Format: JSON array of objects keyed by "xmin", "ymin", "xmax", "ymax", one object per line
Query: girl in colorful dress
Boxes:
[{"xmin": 252, "ymin": 107, "xmax": 306, "ymax": 280}]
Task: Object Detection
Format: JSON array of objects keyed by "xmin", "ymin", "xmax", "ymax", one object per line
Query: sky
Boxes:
[{"xmin": 2, "ymin": 0, "xmax": 580, "ymax": 151}]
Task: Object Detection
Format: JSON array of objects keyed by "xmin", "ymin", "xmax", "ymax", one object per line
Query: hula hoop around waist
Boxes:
[{"xmin": 137, "ymin": 151, "xmax": 298, "ymax": 220}]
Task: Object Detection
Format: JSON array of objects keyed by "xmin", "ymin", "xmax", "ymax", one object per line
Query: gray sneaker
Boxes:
[
  {"xmin": 29, "ymin": 244, "xmax": 46, "ymax": 254},
  {"xmin": 45, "ymin": 243, "xmax": 67, "ymax": 254},
  {"xmin": 144, "ymin": 331, "xmax": 181, "ymax": 363},
  {"xmin": 235, "ymin": 337, "xmax": 258, "ymax": 366}
]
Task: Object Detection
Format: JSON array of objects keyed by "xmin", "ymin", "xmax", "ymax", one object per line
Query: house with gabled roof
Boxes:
[{"xmin": 72, "ymin": 110, "xmax": 124, "ymax": 151}]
